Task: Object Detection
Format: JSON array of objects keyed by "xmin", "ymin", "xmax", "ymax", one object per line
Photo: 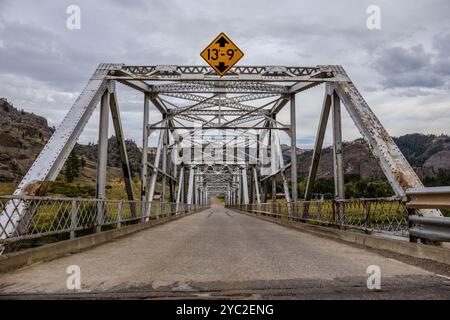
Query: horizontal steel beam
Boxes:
[
  {"xmin": 151, "ymin": 82, "xmax": 289, "ymax": 94},
  {"xmin": 105, "ymin": 65, "xmax": 340, "ymax": 82},
  {"xmin": 162, "ymin": 93, "xmax": 273, "ymax": 113},
  {"xmin": 171, "ymin": 110, "xmax": 265, "ymax": 116},
  {"xmin": 149, "ymin": 126, "xmax": 290, "ymax": 130}
]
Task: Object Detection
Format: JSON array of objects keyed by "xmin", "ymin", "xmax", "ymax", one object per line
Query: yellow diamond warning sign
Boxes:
[{"xmin": 200, "ymin": 33, "xmax": 244, "ymax": 76}]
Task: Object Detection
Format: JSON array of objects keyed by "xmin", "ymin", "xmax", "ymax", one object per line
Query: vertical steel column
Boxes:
[
  {"xmin": 176, "ymin": 166, "xmax": 184, "ymax": 204},
  {"xmin": 96, "ymin": 91, "xmax": 110, "ymax": 199},
  {"xmin": 272, "ymin": 177, "xmax": 277, "ymax": 204},
  {"xmin": 253, "ymin": 166, "xmax": 261, "ymax": 204},
  {"xmin": 169, "ymin": 151, "xmax": 175, "ymax": 203},
  {"xmin": 200, "ymin": 174, "xmax": 204, "ymax": 205},
  {"xmin": 256, "ymin": 132, "xmax": 265, "ymax": 203},
  {"xmin": 237, "ymin": 171, "xmax": 242, "ymax": 204},
  {"xmin": 332, "ymin": 91, "xmax": 345, "ymax": 225},
  {"xmin": 249, "ymin": 167, "xmax": 255, "ymax": 203},
  {"xmin": 183, "ymin": 165, "xmax": 189, "ymax": 204},
  {"xmin": 274, "ymin": 126, "xmax": 292, "ymax": 216},
  {"xmin": 270, "ymin": 121, "xmax": 277, "ymax": 204},
  {"xmin": 96, "ymin": 90, "xmax": 110, "ymax": 232},
  {"xmin": 141, "ymin": 94, "xmax": 149, "ymax": 221},
  {"xmin": 261, "ymin": 179, "xmax": 266, "ymax": 203},
  {"xmin": 232, "ymin": 176, "xmax": 236, "ymax": 205},
  {"xmin": 242, "ymin": 167, "xmax": 249, "ymax": 204},
  {"xmin": 147, "ymin": 124, "xmax": 164, "ymax": 218},
  {"xmin": 194, "ymin": 170, "xmax": 198, "ymax": 206},
  {"xmin": 172, "ymin": 135, "xmax": 181, "ymax": 203},
  {"xmin": 161, "ymin": 115, "xmax": 168, "ymax": 216},
  {"xmin": 290, "ymin": 93, "xmax": 298, "ymax": 203},
  {"xmin": 187, "ymin": 167, "xmax": 195, "ymax": 205},
  {"xmin": 195, "ymin": 174, "xmax": 199, "ymax": 205}
]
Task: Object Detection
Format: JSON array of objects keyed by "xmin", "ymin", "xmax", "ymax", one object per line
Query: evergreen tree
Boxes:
[
  {"xmin": 64, "ymin": 150, "xmax": 81, "ymax": 183},
  {"xmin": 80, "ymin": 156, "xmax": 86, "ymax": 168}
]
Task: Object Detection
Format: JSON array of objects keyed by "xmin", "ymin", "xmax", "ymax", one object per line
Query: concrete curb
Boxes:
[
  {"xmin": 232, "ymin": 209, "xmax": 450, "ymax": 266},
  {"xmin": 0, "ymin": 211, "xmax": 195, "ymax": 273}
]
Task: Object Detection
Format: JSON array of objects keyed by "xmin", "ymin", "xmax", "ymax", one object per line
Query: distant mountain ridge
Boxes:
[
  {"xmin": 393, "ymin": 134, "xmax": 450, "ymax": 169},
  {"xmin": 282, "ymin": 134, "xmax": 450, "ymax": 180}
]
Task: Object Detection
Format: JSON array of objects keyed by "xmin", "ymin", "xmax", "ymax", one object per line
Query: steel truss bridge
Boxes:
[{"xmin": 0, "ymin": 63, "xmax": 448, "ymax": 254}]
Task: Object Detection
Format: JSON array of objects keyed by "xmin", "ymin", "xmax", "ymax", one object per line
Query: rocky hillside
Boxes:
[
  {"xmin": 294, "ymin": 140, "xmax": 384, "ymax": 179},
  {"xmin": 0, "ymin": 98, "xmax": 141, "ymax": 183},
  {"xmin": 74, "ymin": 137, "xmax": 142, "ymax": 176},
  {"xmin": 0, "ymin": 98, "xmax": 54, "ymax": 182}
]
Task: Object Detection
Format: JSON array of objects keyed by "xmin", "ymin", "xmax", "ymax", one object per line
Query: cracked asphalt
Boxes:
[{"xmin": 1, "ymin": 204, "xmax": 449, "ymax": 299}]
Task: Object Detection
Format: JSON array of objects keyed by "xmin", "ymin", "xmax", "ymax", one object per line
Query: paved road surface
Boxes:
[{"xmin": 1, "ymin": 206, "xmax": 449, "ymax": 299}]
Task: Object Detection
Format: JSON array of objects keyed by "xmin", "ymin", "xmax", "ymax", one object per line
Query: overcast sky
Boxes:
[{"xmin": 0, "ymin": 0, "xmax": 449, "ymax": 148}]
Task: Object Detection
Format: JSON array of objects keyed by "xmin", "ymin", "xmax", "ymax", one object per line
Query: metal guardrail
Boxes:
[
  {"xmin": 409, "ymin": 215, "xmax": 450, "ymax": 242},
  {"xmin": 0, "ymin": 195, "xmax": 209, "ymax": 254},
  {"xmin": 406, "ymin": 187, "xmax": 450, "ymax": 242},
  {"xmin": 228, "ymin": 198, "xmax": 409, "ymax": 237},
  {"xmin": 406, "ymin": 186, "xmax": 450, "ymax": 209}
]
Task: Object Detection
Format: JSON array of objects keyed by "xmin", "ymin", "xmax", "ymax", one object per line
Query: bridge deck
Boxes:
[{"xmin": 1, "ymin": 205, "xmax": 449, "ymax": 299}]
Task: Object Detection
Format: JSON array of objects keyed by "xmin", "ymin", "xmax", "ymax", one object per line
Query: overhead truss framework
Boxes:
[{"xmin": 0, "ymin": 64, "xmax": 440, "ymax": 240}]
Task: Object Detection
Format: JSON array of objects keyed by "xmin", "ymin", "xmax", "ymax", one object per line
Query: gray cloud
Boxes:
[
  {"xmin": 374, "ymin": 34, "xmax": 450, "ymax": 91},
  {"xmin": 375, "ymin": 45, "xmax": 431, "ymax": 74}
]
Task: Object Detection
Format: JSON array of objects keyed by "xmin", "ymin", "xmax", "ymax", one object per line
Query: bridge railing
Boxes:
[
  {"xmin": 228, "ymin": 198, "xmax": 409, "ymax": 238},
  {"xmin": 0, "ymin": 195, "xmax": 209, "ymax": 254}
]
